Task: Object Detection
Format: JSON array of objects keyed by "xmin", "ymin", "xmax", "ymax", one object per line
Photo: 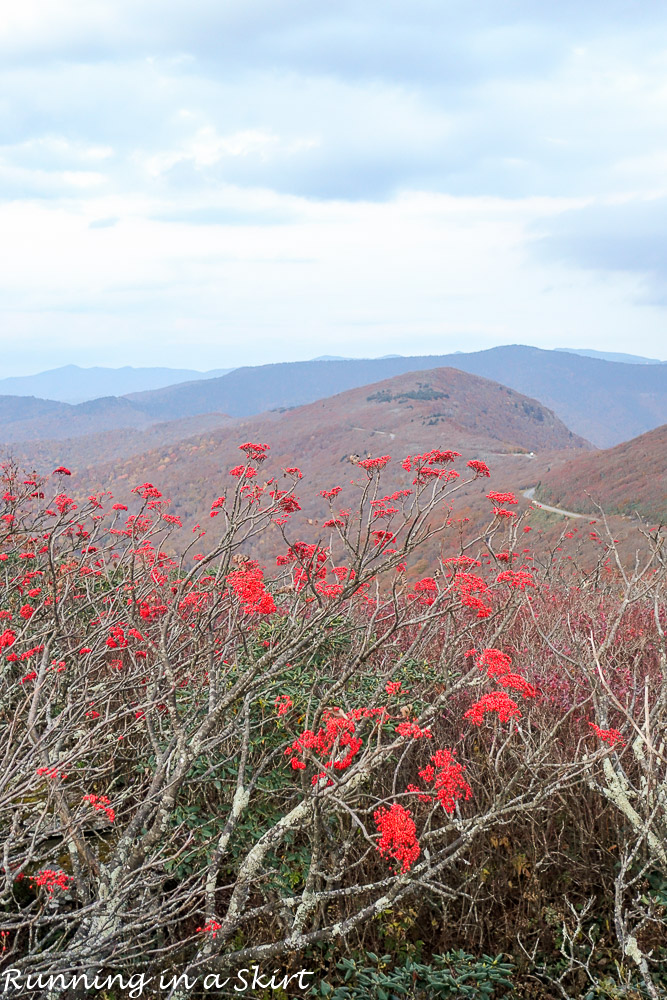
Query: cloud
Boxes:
[
  {"xmin": 2, "ymin": 2, "xmax": 667, "ymax": 202},
  {"xmin": 89, "ymin": 216, "xmax": 119, "ymax": 229},
  {"xmin": 1, "ymin": 0, "xmax": 666, "ymax": 371},
  {"xmin": 532, "ymin": 197, "xmax": 667, "ymax": 303},
  {"xmin": 150, "ymin": 206, "xmax": 297, "ymax": 227}
]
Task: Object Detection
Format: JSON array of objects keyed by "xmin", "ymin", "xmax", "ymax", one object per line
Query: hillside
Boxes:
[
  {"xmin": 2, "ymin": 362, "xmax": 589, "ymax": 464},
  {"xmin": 0, "ymin": 395, "xmax": 159, "ymax": 443},
  {"xmin": 535, "ymin": 424, "xmax": 667, "ymax": 524},
  {"xmin": 5, "ymin": 412, "xmax": 231, "ymax": 470},
  {"xmin": 124, "ymin": 345, "xmax": 667, "ymax": 448},
  {"xmin": 251, "ymin": 365, "xmax": 590, "ymax": 456},
  {"xmin": 48, "ymin": 367, "xmax": 591, "ymax": 564},
  {"xmin": 19, "ymin": 365, "xmax": 587, "ymax": 479}
]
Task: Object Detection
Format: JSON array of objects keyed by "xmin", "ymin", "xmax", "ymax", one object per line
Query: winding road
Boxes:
[
  {"xmin": 345, "ymin": 432, "xmax": 587, "ymax": 521},
  {"xmin": 523, "ymin": 487, "xmax": 586, "ymax": 519}
]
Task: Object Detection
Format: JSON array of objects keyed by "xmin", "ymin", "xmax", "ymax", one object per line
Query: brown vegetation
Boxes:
[
  {"xmin": 0, "ymin": 446, "xmax": 665, "ymax": 999},
  {"xmin": 536, "ymin": 424, "xmax": 667, "ymax": 525}
]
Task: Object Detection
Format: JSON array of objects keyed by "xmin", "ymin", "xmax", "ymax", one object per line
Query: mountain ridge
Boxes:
[
  {"xmin": 8, "ymin": 365, "xmax": 588, "ymax": 475},
  {"xmin": 0, "ymin": 364, "xmax": 234, "ymax": 404},
  {"xmin": 2, "ymin": 346, "xmax": 665, "ymax": 449},
  {"xmin": 124, "ymin": 345, "xmax": 667, "ymax": 448},
  {"xmin": 68, "ymin": 366, "xmax": 591, "ymax": 552},
  {"xmin": 554, "ymin": 348, "xmax": 665, "ymax": 365}
]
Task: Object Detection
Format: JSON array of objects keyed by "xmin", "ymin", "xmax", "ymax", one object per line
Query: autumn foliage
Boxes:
[{"xmin": 0, "ymin": 445, "xmax": 665, "ymax": 998}]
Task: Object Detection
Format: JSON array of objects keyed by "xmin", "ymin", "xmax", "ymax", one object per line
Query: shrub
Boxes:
[
  {"xmin": 314, "ymin": 950, "xmax": 514, "ymax": 999},
  {"xmin": 0, "ymin": 446, "xmax": 664, "ymax": 998}
]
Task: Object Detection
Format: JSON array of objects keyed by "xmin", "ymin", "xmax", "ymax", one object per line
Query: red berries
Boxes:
[
  {"xmin": 27, "ymin": 869, "xmax": 72, "ymax": 894},
  {"xmin": 0, "ymin": 629, "xmax": 16, "ymax": 648},
  {"xmin": 275, "ymin": 694, "xmax": 293, "ymax": 716},
  {"xmin": 374, "ymin": 803, "xmax": 420, "ymax": 872},
  {"xmin": 83, "ymin": 793, "xmax": 115, "ymax": 822},
  {"xmin": 419, "ymin": 749, "xmax": 472, "ymax": 814},
  {"xmin": 131, "ymin": 483, "xmax": 163, "ymax": 499},
  {"xmin": 196, "ymin": 919, "xmax": 222, "ymax": 938},
  {"xmin": 239, "ymin": 443, "xmax": 269, "ymax": 462},
  {"xmin": 589, "ymin": 722, "xmax": 625, "ymax": 747},
  {"xmin": 358, "ymin": 455, "xmax": 391, "ymax": 471},
  {"xmin": 226, "ymin": 562, "xmax": 276, "ymax": 615},
  {"xmin": 464, "ymin": 691, "xmax": 522, "ymax": 726},
  {"xmin": 486, "ymin": 491, "xmax": 518, "ymax": 505}
]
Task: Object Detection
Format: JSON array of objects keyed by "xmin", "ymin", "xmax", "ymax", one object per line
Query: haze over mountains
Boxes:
[
  {"xmin": 2, "ymin": 349, "xmax": 662, "ymax": 407},
  {"xmin": 6, "ymin": 412, "xmax": 232, "ymax": 471},
  {"xmin": 0, "ymin": 394, "xmax": 161, "ymax": 443}
]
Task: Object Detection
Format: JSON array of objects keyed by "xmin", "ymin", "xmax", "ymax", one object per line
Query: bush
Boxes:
[{"xmin": 0, "ymin": 446, "xmax": 665, "ymax": 999}]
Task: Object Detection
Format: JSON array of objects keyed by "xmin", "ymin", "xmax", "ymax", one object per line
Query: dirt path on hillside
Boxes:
[{"xmin": 351, "ymin": 426, "xmax": 396, "ymax": 439}]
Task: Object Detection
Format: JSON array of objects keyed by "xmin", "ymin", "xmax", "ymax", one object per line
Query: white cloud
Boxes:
[
  {"xmin": 1, "ymin": 187, "xmax": 665, "ymax": 372},
  {"xmin": 142, "ymin": 126, "xmax": 318, "ymax": 178},
  {"xmin": 61, "ymin": 170, "xmax": 107, "ymax": 187},
  {"xmin": 0, "ymin": 0, "xmax": 666, "ymax": 371}
]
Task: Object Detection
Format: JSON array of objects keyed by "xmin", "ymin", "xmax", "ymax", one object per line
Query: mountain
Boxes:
[
  {"xmin": 0, "ymin": 364, "xmax": 234, "ymax": 404},
  {"xmin": 57, "ymin": 367, "xmax": 589, "ymax": 558},
  {"xmin": 554, "ymin": 348, "xmax": 665, "ymax": 365},
  {"xmin": 17, "ymin": 366, "xmax": 654, "ymax": 570},
  {"xmin": 311, "ymin": 354, "xmax": 402, "ymax": 360},
  {"xmin": 125, "ymin": 346, "xmax": 667, "ymax": 448},
  {"xmin": 534, "ymin": 424, "xmax": 667, "ymax": 524},
  {"xmin": 11, "ymin": 366, "xmax": 588, "ymax": 475},
  {"xmin": 0, "ymin": 395, "xmax": 157, "ymax": 443},
  {"xmin": 6, "ymin": 412, "xmax": 231, "ymax": 470},
  {"xmin": 3, "ymin": 347, "xmax": 666, "ymax": 449}
]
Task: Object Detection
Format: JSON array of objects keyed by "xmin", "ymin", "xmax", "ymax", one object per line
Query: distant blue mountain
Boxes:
[
  {"xmin": 0, "ymin": 364, "xmax": 234, "ymax": 404},
  {"xmin": 311, "ymin": 354, "xmax": 404, "ymax": 361},
  {"xmin": 555, "ymin": 348, "xmax": 665, "ymax": 365}
]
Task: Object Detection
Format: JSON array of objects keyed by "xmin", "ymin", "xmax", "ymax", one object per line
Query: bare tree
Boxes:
[{"xmin": 0, "ymin": 449, "xmax": 664, "ymax": 998}]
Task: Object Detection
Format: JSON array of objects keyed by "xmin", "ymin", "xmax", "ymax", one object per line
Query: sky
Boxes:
[{"xmin": 1, "ymin": 0, "xmax": 666, "ymax": 375}]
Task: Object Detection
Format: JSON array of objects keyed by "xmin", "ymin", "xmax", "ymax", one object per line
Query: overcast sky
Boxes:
[{"xmin": 1, "ymin": 0, "xmax": 666, "ymax": 374}]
